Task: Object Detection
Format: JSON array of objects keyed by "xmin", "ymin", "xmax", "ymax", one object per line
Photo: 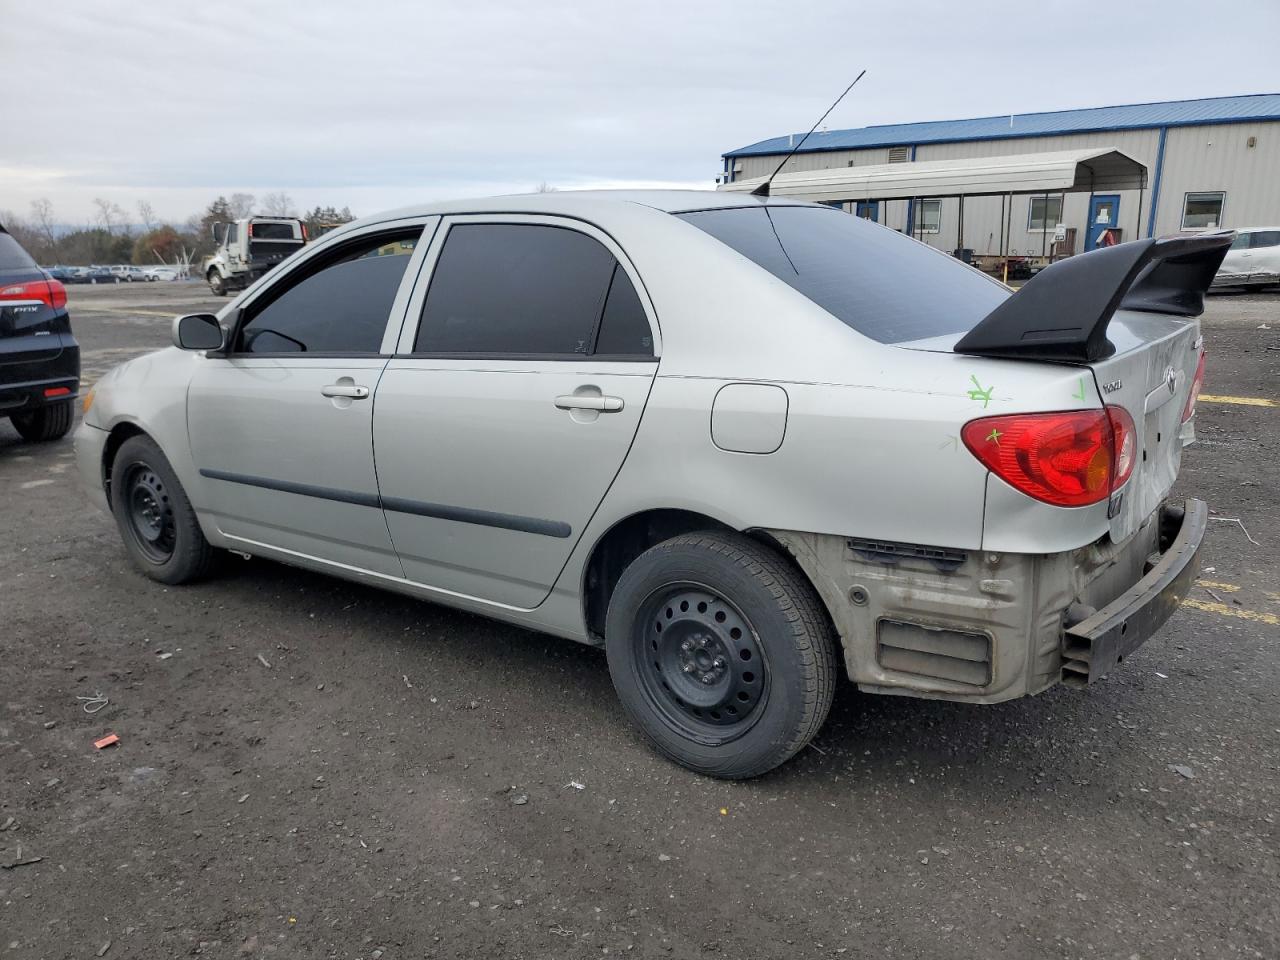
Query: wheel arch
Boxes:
[
  {"xmin": 579, "ymin": 507, "xmax": 835, "ymax": 644},
  {"xmin": 101, "ymin": 420, "xmax": 151, "ymax": 510}
]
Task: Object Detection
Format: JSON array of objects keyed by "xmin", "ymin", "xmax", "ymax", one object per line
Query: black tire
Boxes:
[
  {"xmin": 208, "ymin": 271, "xmax": 227, "ymax": 296},
  {"xmin": 605, "ymin": 531, "xmax": 837, "ymax": 779},
  {"xmin": 11, "ymin": 400, "xmax": 73, "ymax": 442},
  {"xmin": 109, "ymin": 435, "xmax": 216, "ymax": 584}
]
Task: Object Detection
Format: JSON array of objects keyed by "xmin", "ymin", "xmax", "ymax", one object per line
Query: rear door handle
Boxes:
[
  {"xmin": 321, "ymin": 383, "xmax": 370, "ymax": 399},
  {"xmin": 554, "ymin": 394, "xmax": 624, "ymax": 413}
]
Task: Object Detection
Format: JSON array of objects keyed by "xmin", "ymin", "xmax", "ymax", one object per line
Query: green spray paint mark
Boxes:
[
  {"xmin": 967, "ymin": 375, "xmax": 995, "ymax": 408},
  {"xmin": 1072, "ymin": 377, "xmax": 1088, "ymax": 401},
  {"xmin": 985, "ymin": 428, "xmax": 1002, "ymax": 444}
]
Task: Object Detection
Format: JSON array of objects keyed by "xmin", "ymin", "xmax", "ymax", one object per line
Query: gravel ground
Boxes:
[{"xmin": 1, "ymin": 281, "xmax": 1277, "ymax": 959}]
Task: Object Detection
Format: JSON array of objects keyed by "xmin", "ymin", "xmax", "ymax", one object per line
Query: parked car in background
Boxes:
[
  {"xmin": 1, "ymin": 224, "xmax": 79, "ymax": 441},
  {"xmin": 1213, "ymin": 227, "xmax": 1280, "ymax": 290},
  {"xmin": 75, "ymin": 192, "xmax": 1223, "ymax": 778},
  {"xmin": 85, "ymin": 266, "xmax": 120, "ymax": 285},
  {"xmin": 144, "ymin": 267, "xmax": 179, "ymax": 282},
  {"xmin": 43, "ymin": 266, "xmax": 77, "ymax": 282},
  {"xmin": 110, "ymin": 265, "xmax": 150, "ymax": 283}
]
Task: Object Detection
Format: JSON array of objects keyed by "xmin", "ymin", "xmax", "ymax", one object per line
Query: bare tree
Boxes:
[
  {"xmin": 137, "ymin": 200, "xmax": 157, "ymax": 233},
  {"xmin": 30, "ymin": 197, "xmax": 58, "ymax": 256},
  {"xmin": 260, "ymin": 191, "xmax": 297, "ymax": 217},
  {"xmin": 535, "ymin": 181, "xmax": 558, "ymax": 193},
  {"xmin": 93, "ymin": 197, "xmax": 117, "ymax": 234},
  {"xmin": 228, "ymin": 193, "xmax": 256, "ymax": 219}
]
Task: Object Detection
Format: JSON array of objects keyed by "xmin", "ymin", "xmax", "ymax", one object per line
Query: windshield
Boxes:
[{"xmin": 677, "ymin": 205, "xmax": 1009, "ymax": 344}]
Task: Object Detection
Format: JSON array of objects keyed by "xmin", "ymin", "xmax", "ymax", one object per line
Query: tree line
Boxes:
[{"xmin": 0, "ymin": 193, "xmax": 355, "ymax": 267}]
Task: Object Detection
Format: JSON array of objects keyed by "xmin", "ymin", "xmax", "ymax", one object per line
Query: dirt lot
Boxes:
[{"xmin": 2, "ymin": 281, "xmax": 1278, "ymax": 959}]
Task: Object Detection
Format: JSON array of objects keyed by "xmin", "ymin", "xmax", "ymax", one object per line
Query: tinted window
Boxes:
[
  {"xmin": 678, "ymin": 206, "xmax": 1008, "ymax": 343},
  {"xmin": 1250, "ymin": 230, "xmax": 1280, "ymax": 249},
  {"xmin": 236, "ymin": 231, "xmax": 419, "ymax": 354},
  {"xmin": 253, "ymin": 222, "xmax": 296, "ymax": 240},
  {"xmin": 226, "ymin": 223, "xmax": 238, "ymax": 245},
  {"xmin": 0, "ymin": 231, "xmax": 38, "ymax": 277},
  {"xmin": 594, "ymin": 265, "xmax": 653, "ymax": 356},
  {"xmin": 416, "ymin": 224, "xmax": 615, "ymax": 355},
  {"xmin": 1229, "ymin": 233, "xmax": 1251, "ymax": 250}
]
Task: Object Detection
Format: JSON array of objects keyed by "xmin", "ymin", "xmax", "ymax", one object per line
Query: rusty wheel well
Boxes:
[
  {"xmin": 581, "ymin": 509, "xmax": 815, "ymax": 642},
  {"xmin": 101, "ymin": 422, "xmax": 148, "ymax": 508}
]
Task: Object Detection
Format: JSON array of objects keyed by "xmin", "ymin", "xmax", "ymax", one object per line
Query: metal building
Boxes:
[{"xmin": 720, "ymin": 93, "xmax": 1280, "ymax": 261}]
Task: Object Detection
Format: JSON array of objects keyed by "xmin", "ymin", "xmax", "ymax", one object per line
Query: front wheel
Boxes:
[
  {"xmin": 208, "ymin": 271, "xmax": 227, "ymax": 296},
  {"xmin": 605, "ymin": 531, "xmax": 837, "ymax": 779},
  {"xmin": 109, "ymin": 435, "xmax": 216, "ymax": 584},
  {"xmin": 11, "ymin": 400, "xmax": 73, "ymax": 442}
]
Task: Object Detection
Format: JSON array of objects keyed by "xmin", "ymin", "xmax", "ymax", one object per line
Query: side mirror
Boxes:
[
  {"xmin": 173, "ymin": 313, "xmax": 225, "ymax": 351},
  {"xmin": 211, "ymin": 222, "xmax": 227, "ymax": 244}
]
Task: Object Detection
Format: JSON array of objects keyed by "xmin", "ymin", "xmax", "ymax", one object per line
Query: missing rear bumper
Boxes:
[{"xmin": 1061, "ymin": 499, "xmax": 1207, "ymax": 686}]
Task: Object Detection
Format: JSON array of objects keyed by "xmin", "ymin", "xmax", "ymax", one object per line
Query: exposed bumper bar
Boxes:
[{"xmin": 1062, "ymin": 498, "xmax": 1207, "ymax": 685}]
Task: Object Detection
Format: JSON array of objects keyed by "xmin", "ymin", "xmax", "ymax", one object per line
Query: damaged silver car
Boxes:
[{"xmin": 75, "ymin": 192, "xmax": 1229, "ymax": 778}]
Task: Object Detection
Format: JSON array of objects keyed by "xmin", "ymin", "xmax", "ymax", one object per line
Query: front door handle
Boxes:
[
  {"xmin": 321, "ymin": 383, "xmax": 370, "ymax": 400},
  {"xmin": 555, "ymin": 394, "xmax": 624, "ymax": 413}
]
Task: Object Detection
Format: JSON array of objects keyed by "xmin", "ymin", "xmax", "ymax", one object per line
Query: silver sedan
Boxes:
[{"xmin": 76, "ymin": 191, "xmax": 1224, "ymax": 778}]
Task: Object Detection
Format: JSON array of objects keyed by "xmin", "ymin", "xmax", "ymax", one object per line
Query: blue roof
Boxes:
[{"xmin": 724, "ymin": 93, "xmax": 1280, "ymax": 158}]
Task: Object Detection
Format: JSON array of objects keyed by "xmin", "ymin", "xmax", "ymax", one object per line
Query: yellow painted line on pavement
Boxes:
[
  {"xmin": 87, "ymin": 307, "xmax": 176, "ymax": 317},
  {"xmin": 1182, "ymin": 598, "xmax": 1280, "ymax": 626},
  {"xmin": 1199, "ymin": 394, "xmax": 1278, "ymax": 407},
  {"xmin": 1195, "ymin": 580, "xmax": 1240, "ymax": 593}
]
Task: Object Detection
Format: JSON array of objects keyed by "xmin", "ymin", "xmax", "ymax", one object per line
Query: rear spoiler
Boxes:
[{"xmin": 954, "ymin": 231, "xmax": 1234, "ymax": 362}]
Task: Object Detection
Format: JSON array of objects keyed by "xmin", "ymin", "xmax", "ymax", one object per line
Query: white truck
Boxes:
[{"xmin": 205, "ymin": 217, "xmax": 307, "ymax": 296}]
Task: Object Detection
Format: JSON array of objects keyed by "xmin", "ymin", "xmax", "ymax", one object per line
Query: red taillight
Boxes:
[
  {"xmin": 962, "ymin": 405, "xmax": 1135, "ymax": 508},
  {"xmin": 247, "ymin": 222, "xmax": 254, "ymax": 237},
  {"xmin": 0, "ymin": 278, "xmax": 67, "ymax": 310},
  {"xmin": 1182, "ymin": 349, "xmax": 1206, "ymax": 422},
  {"xmin": 301, "ymin": 224, "xmax": 309, "ymax": 242}
]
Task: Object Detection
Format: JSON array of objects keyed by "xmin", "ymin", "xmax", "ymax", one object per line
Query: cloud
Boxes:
[{"xmin": 3, "ymin": 0, "xmax": 1278, "ymax": 221}]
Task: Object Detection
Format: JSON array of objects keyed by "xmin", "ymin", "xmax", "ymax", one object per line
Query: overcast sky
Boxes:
[{"xmin": 4, "ymin": 0, "xmax": 1279, "ymax": 224}]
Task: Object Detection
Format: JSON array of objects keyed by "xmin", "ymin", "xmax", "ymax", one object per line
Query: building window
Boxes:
[
  {"xmin": 1181, "ymin": 192, "xmax": 1225, "ymax": 230},
  {"xmin": 1028, "ymin": 196, "xmax": 1063, "ymax": 231},
  {"xmin": 914, "ymin": 199, "xmax": 941, "ymax": 234}
]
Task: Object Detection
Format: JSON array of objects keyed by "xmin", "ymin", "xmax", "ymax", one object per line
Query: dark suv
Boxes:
[{"xmin": 1, "ymin": 225, "xmax": 79, "ymax": 441}]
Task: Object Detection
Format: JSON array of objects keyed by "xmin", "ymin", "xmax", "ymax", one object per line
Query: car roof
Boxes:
[
  {"xmin": 364, "ymin": 189, "xmax": 813, "ymax": 224},
  {"xmin": 1234, "ymin": 225, "xmax": 1280, "ymax": 232}
]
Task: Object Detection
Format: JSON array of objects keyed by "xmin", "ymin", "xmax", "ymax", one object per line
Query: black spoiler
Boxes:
[{"xmin": 954, "ymin": 231, "xmax": 1235, "ymax": 363}]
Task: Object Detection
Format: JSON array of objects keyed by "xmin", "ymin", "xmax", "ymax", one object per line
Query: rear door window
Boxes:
[
  {"xmin": 415, "ymin": 223, "xmax": 619, "ymax": 356},
  {"xmin": 677, "ymin": 205, "xmax": 1008, "ymax": 343},
  {"xmin": 1249, "ymin": 230, "xmax": 1280, "ymax": 249},
  {"xmin": 235, "ymin": 230, "xmax": 420, "ymax": 354}
]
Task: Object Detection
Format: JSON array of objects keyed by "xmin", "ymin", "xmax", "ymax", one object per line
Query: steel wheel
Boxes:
[
  {"xmin": 634, "ymin": 584, "xmax": 769, "ymax": 742},
  {"xmin": 123, "ymin": 463, "xmax": 177, "ymax": 563}
]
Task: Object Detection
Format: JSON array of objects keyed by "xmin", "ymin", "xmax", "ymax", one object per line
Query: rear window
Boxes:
[
  {"xmin": 252, "ymin": 222, "xmax": 298, "ymax": 240},
  {"xmin": 0, "ymin": 231, "xmax": 39, "ymax": 274},
  {"xmin": 1250, "ymin": 230, "xmax": 1280, "ymax": 249},
  {"xmin": 677, "ymin": 206, "xmax": 1008, "ymax": 343}
]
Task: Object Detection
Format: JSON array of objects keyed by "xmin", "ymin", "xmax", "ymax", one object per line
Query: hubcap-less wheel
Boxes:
[
  {"xmin": 124, "ymin": 465, "xmax": 176, "ymax": 563},
  {"xmin": 636, "ymin": 586, "xmax": 767, "ymax": 738}
]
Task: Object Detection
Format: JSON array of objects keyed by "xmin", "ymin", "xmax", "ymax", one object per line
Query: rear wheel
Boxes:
[
  {"xmin": 10, "ymin": 400, "xmax": 73, "ymax": 442},
  {"xmin": 109, "ymin": 435, "xmax": 216, "ymax": 584},
  {"xmin": 605, "ymin": 531, "xmax": 837, "ymax": 779}
]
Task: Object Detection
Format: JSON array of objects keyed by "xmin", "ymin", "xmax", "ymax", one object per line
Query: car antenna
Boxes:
[{"xmin": 752, "ymin": 70, "xmax": 867, "ymax": 198}]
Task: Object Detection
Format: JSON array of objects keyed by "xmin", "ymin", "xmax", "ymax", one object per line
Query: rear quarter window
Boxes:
[
  {"xmin": 677, "ymin": 205, "xmax": 1008, "ymax": 343},
  {"xmin": 0, "ymin": 232, "xmax": 39, "ymax": 276}
]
